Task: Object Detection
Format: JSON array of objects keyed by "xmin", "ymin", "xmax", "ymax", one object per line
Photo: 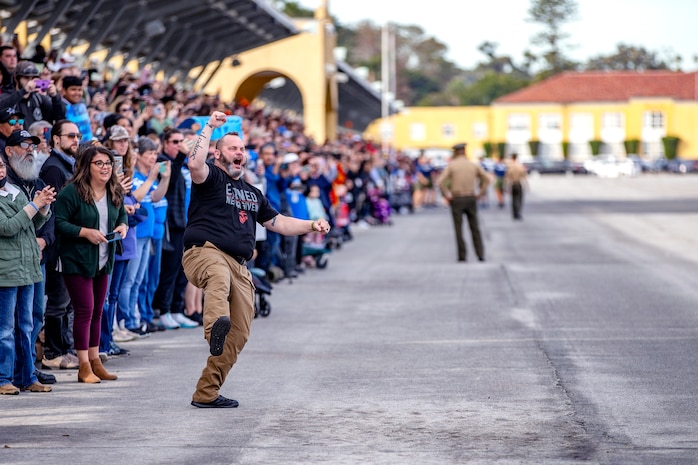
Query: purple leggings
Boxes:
[{"xmin": 63, "ymin": 273, "xmax": 109, "ymax": 351}]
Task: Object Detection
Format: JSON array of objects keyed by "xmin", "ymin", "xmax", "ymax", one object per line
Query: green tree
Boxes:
[
  {"xmin": 585, "ymin": 44, "xmax": 671, "ymax": 71},
  {"xmin": 527, "ymin": 0, "xmax": 579, "ymax": 76},
  {"xmin": 338, "ymin": 21, "xmax": 458, "ymax": 106},
  {"xmin": 475, "ymin": 41, "xmax": 529, "ymax": 76},
  {"xmin": 268, "ymin": 0, "xmax": 314, "ymax": 17},
  {"xmin": 455, "ymin": 72, "xmax": 529, "ymax": 106}
]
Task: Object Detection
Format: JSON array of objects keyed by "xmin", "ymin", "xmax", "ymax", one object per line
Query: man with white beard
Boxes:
[{"xmin": 2, "ymin": 129, "xmax": 56, "ymax": 385}]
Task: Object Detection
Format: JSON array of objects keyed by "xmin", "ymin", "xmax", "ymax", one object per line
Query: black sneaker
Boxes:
[
  {"xmin": 126, "ymin": 325, "xmax": 150, "ymax": 338},
  {"xmin": 144, "ymin": 321, "xmax": 163, "ymax": 333},
  {"xmin": 34, "ymin": 370, "xmax": 56, "ymax": 385},
  {"xmin": 191, "ymin": 395, "xmax": 239, "ymax": 408},
  {"xmin": 187, "ymin": 312, "xmax": 204, "ymax": 326},
  {"xmin": 209, "ymin": 316, "xmax": 231, "ymax": 356}
]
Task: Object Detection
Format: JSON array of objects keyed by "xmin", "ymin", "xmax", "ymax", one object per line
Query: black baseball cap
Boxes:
[
  {"xmin": 6, "ymin": 129, "xmax": 40, "ymax": 147},
  {"xmin": 0, "ymin": 106, "xmax": 24, "ymax": 123}
]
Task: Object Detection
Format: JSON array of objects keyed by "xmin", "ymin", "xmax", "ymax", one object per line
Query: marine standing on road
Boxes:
[
  {"xmin": 437, "ymin": 143, "xmax": 490, "ymax": 262},
  {"xmin": 182, "ymin": 111, "xmax": 331, "ymax": 408},
  {"xmin": 504, "ymin": 152, "xmax": 528, "ymax": 220}
]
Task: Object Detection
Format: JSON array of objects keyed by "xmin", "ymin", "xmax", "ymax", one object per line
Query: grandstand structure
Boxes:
[{"xmin": 0, "ymin": 0, "xmax": 385, "ymax": 140}]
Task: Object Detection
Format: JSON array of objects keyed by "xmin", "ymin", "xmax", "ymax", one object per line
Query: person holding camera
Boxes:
[{"xmin": 0, "ymin": 61, "xmax": 65, "ymax": 128}]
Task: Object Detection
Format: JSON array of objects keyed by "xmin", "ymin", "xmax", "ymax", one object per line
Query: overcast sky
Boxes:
[{"xmin": 296, "ymin": 0, "xmax": 698, "ymax": 70}]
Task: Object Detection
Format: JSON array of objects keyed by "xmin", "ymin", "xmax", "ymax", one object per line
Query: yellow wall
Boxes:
[
  {"xmin": 364, "ymin": 106, "xmax": 490, "ymax": 152},
  {"xmin": 371, "ymin": 99, "xmax": 698, "ymax": 159},
  {"xmin": 203, "ymin": 17, "xmax": 337, "ymax": 143}
]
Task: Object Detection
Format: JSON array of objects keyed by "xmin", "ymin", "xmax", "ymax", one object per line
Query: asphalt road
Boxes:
[{"xmin": 2, "ymin": 173, "xmax": 697, "ymax": 465}]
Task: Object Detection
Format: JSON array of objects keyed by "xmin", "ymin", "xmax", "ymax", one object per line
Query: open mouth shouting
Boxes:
[{"xmin": 230, "ymin": 154, "xmax": 244, "ymax": 170}]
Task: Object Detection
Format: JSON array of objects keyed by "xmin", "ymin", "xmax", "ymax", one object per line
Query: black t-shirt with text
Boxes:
[{"xmin": 184, "ymin": 165, "xmax": 278, "ymax": 260}]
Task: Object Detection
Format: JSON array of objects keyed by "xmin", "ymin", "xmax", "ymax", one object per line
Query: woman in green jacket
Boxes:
[
  {"xmin": 54, "ymin": 145, "xmax": 128, "ymax": 384},
  {"xmin": 0, "ymin": 155, "xmax": 55, "ymax": 395}
]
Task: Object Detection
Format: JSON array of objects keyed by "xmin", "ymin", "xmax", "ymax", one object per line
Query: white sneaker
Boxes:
[
  {"xmin": 112, "ymin": 328, "xmax": 138, "ymax": 342},
  {"xmin": 159, "ymin": 312, "xmax": 180, "ymax": 330},
  {"xmin": 171, "ymin": 313, "xmax": 199, "ymax": 329}
]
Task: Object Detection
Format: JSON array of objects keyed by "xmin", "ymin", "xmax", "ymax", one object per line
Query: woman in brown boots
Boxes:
[{"xmin": 54, "ymin": 145, "xmax": 129, "ymax": 383}]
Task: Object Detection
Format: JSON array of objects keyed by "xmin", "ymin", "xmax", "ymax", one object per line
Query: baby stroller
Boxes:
[
  {"xmin": 302, "ymin": 241, "xmax": 331, "ymax": 269},
  {"xmin": 389, "ymin": 170, "xmax": 414, "ymax": 214},
  {"xmin": 368, "ymin": 187, "xmax": 392, "ymax": 225},
  {"xmin": 250, "ymin": 267, "xmax": 272, "ymax": 318}
]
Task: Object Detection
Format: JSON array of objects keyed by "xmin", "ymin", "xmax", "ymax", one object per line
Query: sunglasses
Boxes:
[
  {"xmin": 60, "ymin": 133, "xmax": 82, "ymax": 140},
  {"xmin": 169, "ymin": 139, "xmax": 183, "ymax": 144},
  {"xmin": 6, "ymin": 118, "xmax": 24, "ymax": 126},
  {"xmin": 18, "ymin": 142, "xmax": 37, "ymax": 150}
]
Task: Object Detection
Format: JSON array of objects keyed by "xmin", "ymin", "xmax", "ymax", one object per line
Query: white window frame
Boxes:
[
  {"xmin": 642, "ymin": 111, "xmax": 665, "ymax": 129},
  {"xmin": 602, "ymin": 112, "xmax": 624, "ymax": 129},
  {"xmin": 539, "ymin": 113, "xmax": 561, "ymax": 130},
  {"xmin": 441, "ymin": 123, "xmax": 455, "ymax": 139},
  {"xmin": 409, "ymin": 122, "xmax": 426, "ymax": 141},
  {"xmin": 507, "ymin": 113, "xmax": 530, "ymax": 131}
]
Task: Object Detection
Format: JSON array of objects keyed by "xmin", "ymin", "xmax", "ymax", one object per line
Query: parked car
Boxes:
[
  {"xmin": 584, "ymin": 156, "xmax": 639, "ymax": 178},
  {"xmin": 632, "ymin": 156, "xmax": 668, "ymax": 173},
  {"xmin": 524, "ymin": 157, "xmax": 587, "ymax": 175},
  {"xmin": 666, "ymin": 158, "xmax": 698, "ymax": 174}
]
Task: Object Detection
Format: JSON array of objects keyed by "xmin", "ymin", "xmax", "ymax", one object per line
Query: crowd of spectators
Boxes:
[{"xmin": 0, "ymin": 40, "xmax": 441, "ymax": 393}]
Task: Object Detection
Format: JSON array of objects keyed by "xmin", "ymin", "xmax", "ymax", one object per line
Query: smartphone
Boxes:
[
  {"xmin": 35, "ymin": 79, "xmax": 50, "ymax": 91},
  {"xmin": 105, "ymin": 231, "xmax": 122, "ymax": 242},
  {"xmin": 113, "ymin": 155, "xmax": 123, "ymax": 175},
  {"xmin": 158, "ymin": 162, "xmax": 166, "ymax": 174},
  {"xmin": 43, "ymin": 127, "xmax": 50, "ymax": 144}
]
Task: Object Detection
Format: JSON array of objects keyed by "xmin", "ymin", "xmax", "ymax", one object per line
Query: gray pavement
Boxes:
[{"xmin": 2, "ymin": 174, "xmax": 698, "ymax": 464}]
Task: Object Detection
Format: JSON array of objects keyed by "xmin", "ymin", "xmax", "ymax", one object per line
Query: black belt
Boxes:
[{"xmin": 187, "ymin": 244, "xmax": 246, "ymax": 266}]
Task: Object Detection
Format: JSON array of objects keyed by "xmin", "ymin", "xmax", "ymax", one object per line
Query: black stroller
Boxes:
[{"xmin": 250, "ymin": 268, "xmax": 272, "ymax": 318}]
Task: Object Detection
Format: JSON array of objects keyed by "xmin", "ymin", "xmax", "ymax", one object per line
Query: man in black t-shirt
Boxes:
[{"xmin": 182, "ymin": 111, "xmax": 331, "ymax": 409}]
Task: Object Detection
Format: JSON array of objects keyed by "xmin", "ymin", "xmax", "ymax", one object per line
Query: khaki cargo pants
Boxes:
[{"xmin": 182, "ymin": 242, "xmax": 255, "ymax": 403}]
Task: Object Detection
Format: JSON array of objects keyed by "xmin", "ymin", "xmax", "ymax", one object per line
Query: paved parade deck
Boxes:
[{"xmin": 2, "ymin": 174, "xmax": 698, "ymax": 465}]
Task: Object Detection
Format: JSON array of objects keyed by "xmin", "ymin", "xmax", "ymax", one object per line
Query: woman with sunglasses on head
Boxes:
[{"xmin": 53, "ymin": 145, "xmax": 128, "ymax": 383}]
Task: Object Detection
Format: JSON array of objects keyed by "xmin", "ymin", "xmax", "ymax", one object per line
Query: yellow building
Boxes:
[{"xmin": 365, "ymin": 71, "xmax": 698, "ymax": 161}]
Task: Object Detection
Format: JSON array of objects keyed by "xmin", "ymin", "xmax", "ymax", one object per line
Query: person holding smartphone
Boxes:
[
  {"xmin": 0, "ymin": 61, "xmax": 65, "ymax": 128},
  {"xmin": 118, "ymin": 137, "xmax": 170, "ymax": 335},
  {"xmin": 53, "ymin": 145, "xmax": 128, "ymax": 384}
]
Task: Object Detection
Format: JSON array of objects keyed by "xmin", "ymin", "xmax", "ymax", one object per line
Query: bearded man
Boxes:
[{"xmin": 2, "ymin": 129, "xmax": 57, "ymax": 385}]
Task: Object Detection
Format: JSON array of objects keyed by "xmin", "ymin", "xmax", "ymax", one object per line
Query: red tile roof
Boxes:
[{"xmin": 494, "ymin": 71, "xmax": 698, "ymax": 104}]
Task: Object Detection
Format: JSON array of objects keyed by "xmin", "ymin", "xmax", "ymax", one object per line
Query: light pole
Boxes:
[{"xmin": 381, "ymin": 22, "xmax": 393, "ymax": 158}]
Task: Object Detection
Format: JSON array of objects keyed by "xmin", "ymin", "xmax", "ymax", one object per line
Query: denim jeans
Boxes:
[
  {"xmin": 0, "ymin": 285, "xmax": 37, "ymax": 388},
  {"xmin": 101, "ymin": 260, "xmax": 129, "ymax": 352},
  {"xmin": 154, "ymin": 229, "xmax": 186, "ymax": 314},
  {"xmin": 117, "ymin": 237, "xmax": 150, "ymax": 329},
  {"xmin": 138, "ymin": 237, "xmax": 162, "ymax": 323},
  {"xmin": 30, "ymin": 264, "xmax": 46, "ymax": 364},
  {"xmin": 256, "ymin": 231, "xmax": 281, "ymax": 271}
]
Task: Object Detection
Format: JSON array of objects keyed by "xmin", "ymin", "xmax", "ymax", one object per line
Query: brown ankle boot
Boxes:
[
  {"xmin": 90, "ymin": 358, "xmax": 117, "ymax": 380},
  {"xmin": 78, "ymin": 362, "xmax": 101, "ymax": 384}
]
